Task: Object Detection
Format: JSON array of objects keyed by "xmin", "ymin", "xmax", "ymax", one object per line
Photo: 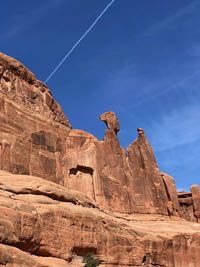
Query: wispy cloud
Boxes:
[
  {"xmin": 187, "ymin": 45, "xmax": 200, "ymax": 57},
  {"xmin": 98, "ymin": 62, "xmax": 159, "ymax": 108},
  {"xmin": 142, "ymin": 1, "xmax": 198, "ymax": 37},
  {"xmin": 2, "ymin": 0, "xmax": 64, "ymax": 39},
  {"xmin": 154, "ymin": 135, "xmax": 200, "ymax": 190},
  {"xmin": 150, "ymin": 104, "xmax": 200, "ymax": 152},
  {"xmin": 100, "ymin": 60, "xmax": 200, "ymax": 112},
  {"xmin": 131, "ymin": 68, "xmax": 200, "ymax": 107}
]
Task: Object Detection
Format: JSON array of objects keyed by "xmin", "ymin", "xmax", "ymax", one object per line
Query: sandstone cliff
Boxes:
[
  {"xmin": 1, "ymin": 171, "xmax": 200, "ymax": 267},
  {"xmin": 0, "ymin": 52, "xmax": 200, "ymax": 266}
]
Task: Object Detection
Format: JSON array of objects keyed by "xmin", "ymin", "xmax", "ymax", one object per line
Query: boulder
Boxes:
[{"xmin": 100, "ymin": 111, "xmax": 120, "ymax": 134}]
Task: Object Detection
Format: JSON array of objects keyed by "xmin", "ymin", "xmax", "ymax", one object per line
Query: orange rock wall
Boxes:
[
  {"xmin": 1, "ymin": 172, "xmax": 200, "ymax": 267},
  {"xmin": 0, "ymin": 52, "xmax": 199, "ymax": 222},
  {"xmin": 0, "ymin": 52, "xmax": 200, "ymax": 267}
]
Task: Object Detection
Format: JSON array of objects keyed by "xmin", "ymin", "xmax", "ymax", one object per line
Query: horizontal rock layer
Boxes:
[
  {"xmin": 0, "ymin": 52, "xmax": 71, "ymax": 127},
  {"xmin": 0, "ymin": 171, "xmax": 200, "ymax": 267}
]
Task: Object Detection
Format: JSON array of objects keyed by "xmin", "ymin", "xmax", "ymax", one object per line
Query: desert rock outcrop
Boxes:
[
  {"xmin": 0, "ymin": 52, "xmax": 72, "ymax": 185},
  {"xmin": 1, "ymin": 171, "xmax": 200, "ymax": 267},
  {"xmin": 1, "ymin": 52, "xmax": 199, "ymax": 219},
  {"xmin": 100, "ymin": 111, "xmax": 120, "ymax": 134},
  {"xmin": 0, "ymin": 52, "xmax": 200, "ymax": 266},
  {"xmin": 191, "ymin": 185, "xmax": 200, "ymax": 222}
]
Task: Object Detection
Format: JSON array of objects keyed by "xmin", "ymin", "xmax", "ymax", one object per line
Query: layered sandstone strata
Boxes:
[
  {"xmin": 0, "ymin": 52, "xmax": 72, "ymax": 185},
  {"xmin": 0, "ymin": 52, "xmax": 199, "ymax": 220},
  {"xmin": 0, "ymin": 171, "xmax": 200, "ymax": 267},
  {"xmin": 0, "ymin": 52, "xmax": 200, "ymax": 266},
  {"xmin": 178, "ymin": 186, "xmax": 200, "ymax": 223}
]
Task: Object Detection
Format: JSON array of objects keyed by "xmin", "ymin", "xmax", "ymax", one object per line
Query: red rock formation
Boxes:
[
  {"xmin": 64, "ymin": 116, "xmax": 175, "ymax": 215},
  {"xmin": 0, "ymin": 52, "xmax": 200, "ymax": 266},
  {"xmin": 0, "ymin": 52, "xmax": 71, "ymax": 184},
  {"xmin": 127, "ymin": 128, "xmax": 169, "ymax": 215},
  {"xmin": 191, "ymin": 185, "xmax": 200, "ymax": 222},
  {"xmin": 177, "ymin": 191, "xmax": 200, "ymax": 223},
  {"xmin": 0, "ymin": 171, "xmax": 200, "ymax": 267},
  {"xmin": 161, "ymin": 172, "xmax": 180, "ymax": 216},
  {"xmin": 100, "ymin": 111, "xmax": 120, "ymax": 134},
  {"xmin": 0, "ymin": 53, "xmax": 70, "ymax": 127}
]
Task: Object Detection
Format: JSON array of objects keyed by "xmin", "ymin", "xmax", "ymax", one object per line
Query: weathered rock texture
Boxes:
[
  {"xmin": 191, "ymin": 185, "xmax": 200, "ymax": 222},
  {"xmin": 0, "ymin": 52, "xmax": 71, "ymax": 184},
  {"xmin": 178, "ymin": 186, "xmax": 200, "ymax": 223},
  {"xmin": 100, "ymin": 111, "xmax": 120, "ymax": 134},
  {"xmin": 1, "ymin": 52, "xmax": 199, "ymax": 218},
  {"xmin": 0, "ymin": 171, "xmax": 200, "ymax": 267},
  {"xmin": 0, "ymin": 52, "xmax": 200, "ymax": 266}
]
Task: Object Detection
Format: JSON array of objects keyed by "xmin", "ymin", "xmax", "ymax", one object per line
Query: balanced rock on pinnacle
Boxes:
[
  {"xmin": 100, "ymin": 111, "xmax": 120, "ymax": 134},
  {"xmin": 137, "ymin": 127, "xmax": 145, "ymax": 137}
]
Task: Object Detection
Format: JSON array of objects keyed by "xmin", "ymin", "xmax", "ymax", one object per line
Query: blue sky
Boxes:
[{"xmin": 1, "ymin": 0, "xmax": 200, "ymax": 191}]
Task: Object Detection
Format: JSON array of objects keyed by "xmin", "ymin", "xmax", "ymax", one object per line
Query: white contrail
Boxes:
[{"xmin": 45, "ymin": 0, "xmax": 116, "ymax": 83}]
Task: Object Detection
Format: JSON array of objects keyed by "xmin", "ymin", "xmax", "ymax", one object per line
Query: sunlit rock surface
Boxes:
[
  {"xmin": 0, "ymin": 171, "xmax": 200, "ymax": 267},
  {"xmin": 0, "ymin": 52, "xmax": 200, "ymax": 266}
]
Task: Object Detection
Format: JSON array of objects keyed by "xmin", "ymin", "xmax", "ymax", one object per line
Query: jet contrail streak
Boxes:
[{"xmin": 45, "ymin": 0, "xmax": 116, "ymax": 83}]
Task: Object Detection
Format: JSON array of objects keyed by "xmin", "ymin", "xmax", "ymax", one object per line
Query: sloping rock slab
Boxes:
[{"xmin": 0, "ymin": 171, "xmax": 200, "ymax": 267}]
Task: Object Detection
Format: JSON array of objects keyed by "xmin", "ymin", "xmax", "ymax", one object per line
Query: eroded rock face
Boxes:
[
  {"xmin": 178, "ymin": 192, "xmax": 197, "ymax": 222},
  {"xmin": 0, "ymin": 52, "xmax": 71, "ymax": 185},
  {"xmin": 0, "ymin": 52, "xmax": 70, "ymax": 127},
  {"xmin": 100, "ymin": 111, "xmax": 120, "ymax": 134},
  {"xmin": 191, "ymin": 185, "xmax": 200, "ymax": 222},
  {"xmin": 0, "ymin": 51, "xmax": 199, "ymax": 219},
  {"xmin": 0, "ymin": 171, "xmax": 200, "ymax": 267},
  {"xmin": 127, "ymin": 128, "xmax": 169, "ymax": 215},
  {"xmin": 0, "ymin": 52, "xmax": 199, "ymax": 219},
  {"xmin": 161, "ymin": 172, "xmax": 180, "ymax": 216},
  {"xmin": 0, "ymin": 52, "xmax": 200, "ymax": 266},
  {"xmin": 64, "ymin": 125, "xmax": 172, "ymax": 215}
]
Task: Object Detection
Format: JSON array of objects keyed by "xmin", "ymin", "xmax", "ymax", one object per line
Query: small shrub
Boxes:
[{"xmin": 82, "ymin": 253, "xmax": 101, "ymax": 267}]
